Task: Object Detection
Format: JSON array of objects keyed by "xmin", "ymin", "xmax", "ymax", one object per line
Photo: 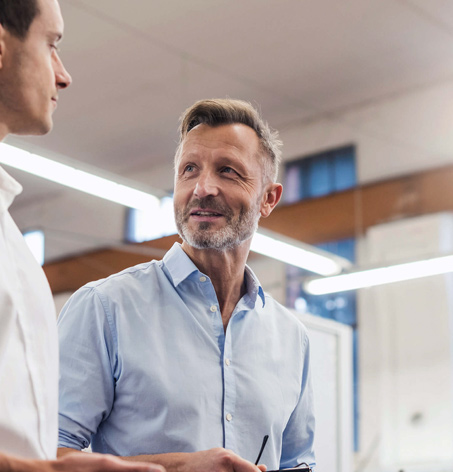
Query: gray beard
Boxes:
[{"xmin": 175, "ymin": 197, "xmax": 260, "ymax": 251}]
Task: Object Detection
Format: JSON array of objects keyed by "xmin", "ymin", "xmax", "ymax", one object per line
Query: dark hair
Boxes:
[
  {"xmin": 177, "ymin": 98, "xmax": 282, "ymax": 182},
  {"xmin": 0, "ymin": 0, "xmax": 40, "ymax": 39}
]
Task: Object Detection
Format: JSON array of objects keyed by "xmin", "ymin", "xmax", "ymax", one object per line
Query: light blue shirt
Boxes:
[{"xmin": 58, "ymin": 243, "xmax": 315, "ymax": 469}]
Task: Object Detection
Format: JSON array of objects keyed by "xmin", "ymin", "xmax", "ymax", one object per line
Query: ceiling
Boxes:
[{"xmin": 5, "ymin": 0, "xmax": 453, "ymax": 225}]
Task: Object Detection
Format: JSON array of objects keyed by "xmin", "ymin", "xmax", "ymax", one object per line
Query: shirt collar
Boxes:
[
  {"xmin": 0, "ymin": 166, "xmax": 22, "ymax": 214},
  {"xmin": 244, "ymin": 265, "xmax": 266, "ymax": 308},
  {"xmin": 163, "ymin": 242, "xmax": 266, "ymax": 308},
  {"xmin": 163, "ymin": 243, "xmax": 200, "ymax": 287}
]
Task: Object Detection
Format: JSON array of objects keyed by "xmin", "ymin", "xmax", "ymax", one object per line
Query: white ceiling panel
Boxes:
[{"xmin": 6, "ymin": 0, "xmax": 453, "ymax": 253}]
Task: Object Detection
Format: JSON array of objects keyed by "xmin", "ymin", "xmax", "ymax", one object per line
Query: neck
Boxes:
[{"xmin": 181, "ymin": 240, "xmax": 251, "ymax": 330}]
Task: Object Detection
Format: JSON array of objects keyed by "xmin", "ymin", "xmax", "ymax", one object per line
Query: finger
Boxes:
[
  {"xmin": 144, "ymin": 466, "xmax": 165, "ymax": 472},
  {"xmin": 231, "ymin": 456, "xmax": 263, "ymax": 472}
]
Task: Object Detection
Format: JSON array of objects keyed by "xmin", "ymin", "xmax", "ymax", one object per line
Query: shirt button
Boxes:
[
  {"xmin": 210, "ymin": 305, "xmax": 217, "ymax": 312},
  {"xmin": 199, "ymin": 276, "xmax": 207, "ymax": 282},
  {"xmin": 225, "ymin": 358, "xmax": 231, "ymax": 366},
  {"xmin": 226, "ymin": 413, "xmax": 233, "ymax": 422}
]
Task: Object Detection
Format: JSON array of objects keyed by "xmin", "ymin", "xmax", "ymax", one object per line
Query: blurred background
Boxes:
[{"xmin": 3, "ymin": 1, "xmax": 453, "ymax": 471}]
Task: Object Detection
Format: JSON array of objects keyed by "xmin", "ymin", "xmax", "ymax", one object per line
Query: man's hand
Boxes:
[
  {"xmin": 178, "ymin": 448, "xmax": 266, "ymax": 472},
  {"xmin": 52, "ymin": 452, "xmax": 165, "ymax": 472},
  {"xmin": 121, "ymin": 448, "xmax": 266, "ymax": 472},
  {"xmin": 0, "ymin": 451, "xmax": 165, "ymax": 472},
  {"xmin": 58, "ymin": 447, "xmax": 266, "ymax": 472}
]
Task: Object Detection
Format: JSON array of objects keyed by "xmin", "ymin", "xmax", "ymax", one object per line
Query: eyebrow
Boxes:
[
  {"xmin": 48, "ymin": 31, "xmax": 63, "ymax": 42},
  {"xmin": 215, "ymin": 155, "xmax": 248, "ymax": 173}
]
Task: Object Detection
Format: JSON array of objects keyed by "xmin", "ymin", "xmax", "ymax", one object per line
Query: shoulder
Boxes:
[
  {"xmin": 258, "ymin": 293, "xmax": 311, "ymax": 366},
  {"xmin": 83, "ymin": 259, "xmax": 163, "ymax": 294},
  {"xmin": 60, "ymin": 259, "xmax": 165, "ymax": 317},
  {"xmin": 262, "ymin": 292, "xmax": 309, "ymax": 338}
]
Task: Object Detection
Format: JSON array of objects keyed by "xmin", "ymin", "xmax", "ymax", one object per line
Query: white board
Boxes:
[{"xmin": 292, "ymin": 311, "xmax": 354, "ymax": 472}]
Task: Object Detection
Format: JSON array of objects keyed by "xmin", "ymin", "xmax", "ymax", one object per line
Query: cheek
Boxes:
[
  {"xmin": 31, "ymin": 55, "xmax": 54, "ymax": 90},
  {"xmin": 173, "ymin": 183, "xmax": 191, "ymax": 206}
]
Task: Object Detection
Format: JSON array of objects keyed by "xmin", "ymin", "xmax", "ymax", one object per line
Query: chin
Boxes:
[
  {"xmin": 14, "ymin": 117, "xmax": 53, "ymax": 136},
  {"xmin": 30, "ymin": 120, "xmax": 53, "ymax": 136},
  {"xmin": 37, "ymin": 117, "xmax": 53, "ymax": 135}
]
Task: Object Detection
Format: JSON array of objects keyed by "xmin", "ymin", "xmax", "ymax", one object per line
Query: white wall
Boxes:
[
  {"xmin": 357, "ymin": 213, "xmax": 453, "ymax": 472},
  {"xmin": 280, "ymin": 80, "xmax": 453, "ymax": 185}
]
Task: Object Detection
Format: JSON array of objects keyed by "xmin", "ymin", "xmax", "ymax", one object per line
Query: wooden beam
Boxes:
[
  {"xmin": 44, "ymin": 235, "xmax": 180, "ymax": 293},
  {"xmin": 259, "ymin": 172, "xmax": 437, "ymax": 244},
  {"xmin": 44, "ymin": 164, "xmax": 453, "ymax": 293}
]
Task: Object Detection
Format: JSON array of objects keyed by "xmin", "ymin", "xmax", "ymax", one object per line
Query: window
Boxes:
[
  {"xmin": 23, "ymin": 230, "xmax": 45, "ymax": 266},
  {"xmin": 126, "ymin": 196, "xmax": 177, "ymax": 243},
  {"xmin": 284, "ymin": 145, "xmax": 356, "ymax": 203}
]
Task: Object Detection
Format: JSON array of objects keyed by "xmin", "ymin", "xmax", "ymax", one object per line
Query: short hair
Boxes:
[
  {"xmin": 0, "ymin": 0, "xmax": 40, "ymax": 39},
  {"xmin": 177, "ymin": 98, "xmax": 282, "ymax": 182}
]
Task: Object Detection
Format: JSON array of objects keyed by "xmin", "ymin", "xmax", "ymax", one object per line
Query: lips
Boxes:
[
  {"xmin": 184, "ymin": 197, "xmax": 231, "ymax": 223},
  {"xmin": 191, "ymin": 210, "xmax": 223, "ymax": 217},
  {"xmin": 189, "ymin": 209, "xmax": 224, "ymax": 223}
]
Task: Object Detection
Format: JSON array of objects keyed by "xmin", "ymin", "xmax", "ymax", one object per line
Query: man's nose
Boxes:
[
  {"xmin": 55, "ymin": 56, "xmax": 72, "ymax": 90},
  {"xmin": 193, "ymin": 172, "xmax": 219, "ymax": 198}
]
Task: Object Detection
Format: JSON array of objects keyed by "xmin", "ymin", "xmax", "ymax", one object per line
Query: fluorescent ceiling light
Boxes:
[
  {"xmin": 0, "ymin": 143, "xmax": 159, "ymax": 210},
  {"xmin": 304, "ymin": 254, "xmax": 453, "ymax": 295},
  {"xmin": 251, "ymin": 229, "xmax": 351, "ymax": 276}
]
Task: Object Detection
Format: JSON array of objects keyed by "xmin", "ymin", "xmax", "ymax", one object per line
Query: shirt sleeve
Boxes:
[
  {"xmin": 280, "ymin": 330, "xmax": 316, "ymax": 469},
  {"xmin": 57, "ymin": 286, "xmax": 117, "ymax": 450}
]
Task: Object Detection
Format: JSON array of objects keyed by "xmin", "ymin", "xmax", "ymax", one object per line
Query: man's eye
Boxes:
[
  {"xmin": 50, "ymin": 44, "xmax": 60, "ymax": 52},
  {"xmin": 221, "ymin": 167, "xmax": 236, "ymax": 174},
  {"xmin": 184, "ymin": 164, "xmax": 195, "ymax": 172}
]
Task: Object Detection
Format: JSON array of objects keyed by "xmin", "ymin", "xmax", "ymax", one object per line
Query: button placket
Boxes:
[{"xmin": 222, "ymin": 323, "xmax": 236, "ymax": 451}]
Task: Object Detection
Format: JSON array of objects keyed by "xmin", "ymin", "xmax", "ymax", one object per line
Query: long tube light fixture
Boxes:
[
  {"xmin": 0, "ymin": 143, "xmax": 160, "ymax": 210},
  {"xmin": 304, "ymin": 253, "xmax": 453, "ymax": 295},
  {"xmin": 1, "ymin": 143, "xmax": 352, "ymax": 276},
  {"xmin": 252, "ymin": 228, "xmax": 351, "ymax": 276}
]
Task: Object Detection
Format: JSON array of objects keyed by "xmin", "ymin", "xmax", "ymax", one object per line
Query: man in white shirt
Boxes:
[{"xmin": 0, "ymin": 1, "xmax": 163, "ymax": 472}]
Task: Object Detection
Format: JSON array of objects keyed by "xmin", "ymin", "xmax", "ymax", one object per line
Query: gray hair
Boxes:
[{"xmin": 176, "ymin": 98, "xmax": 282, "ymax": 182}]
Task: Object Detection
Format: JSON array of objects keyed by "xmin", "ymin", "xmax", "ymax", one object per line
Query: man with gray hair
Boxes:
[{"xmin": 57, "ymin": 99, "xmax": 316, "ymax": 472}]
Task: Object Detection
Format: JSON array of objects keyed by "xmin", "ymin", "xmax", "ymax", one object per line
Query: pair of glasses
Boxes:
[{"xmin": 254, "ymin": 435, "xmax": 312, "ymax": 472}]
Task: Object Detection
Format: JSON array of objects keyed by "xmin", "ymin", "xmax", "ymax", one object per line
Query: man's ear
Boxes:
[{"xmin": 260, "ymin": 183, "xmax": 283, "ymax": 218}]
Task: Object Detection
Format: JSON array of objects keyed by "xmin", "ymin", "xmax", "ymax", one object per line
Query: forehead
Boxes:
[
  {"xmin": 178, "ymin": 123, "xmax": 261, "ymax": 161},
  {"xmin": 31, "ymin": 0, "xmax": 64, "ymax": 35}
]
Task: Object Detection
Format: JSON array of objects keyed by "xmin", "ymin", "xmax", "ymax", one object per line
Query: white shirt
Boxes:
[{"xmin": 0, "ymin": 166, "xmax": 58, "ymax": 459}]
